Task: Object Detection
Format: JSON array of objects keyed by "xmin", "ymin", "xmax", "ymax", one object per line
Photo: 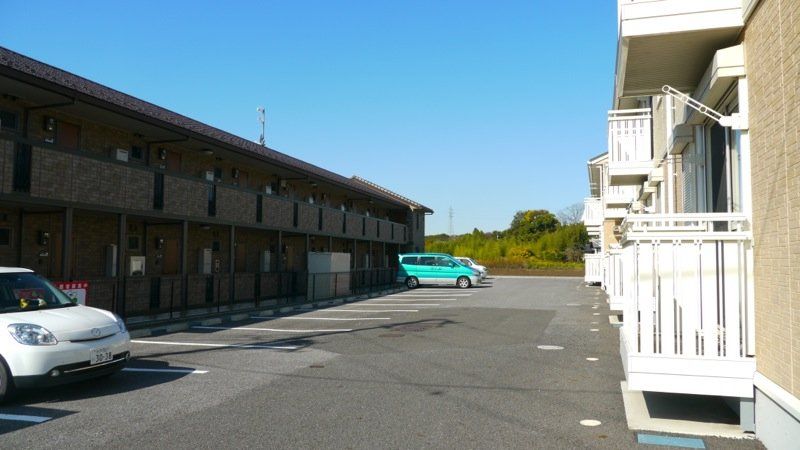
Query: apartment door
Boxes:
[
  {"xmin": 166, "ymin": 150, "xmax": 181, "ymax": 172},
  {"xmin": 162, "ymin": 239, "xmax": 179, "ymax": 275},
  {"xmin": 235, "ymin": 243, "xmax": 247, "ymax": 272},
  {"xmin": 56, "ymin": 122, "xmax": 80, "ymax": 150}
]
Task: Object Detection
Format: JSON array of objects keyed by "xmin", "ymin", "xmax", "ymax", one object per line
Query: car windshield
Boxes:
[{"xmin": 0, "ymin": 273, "xmax": 76, "ymax": 313}]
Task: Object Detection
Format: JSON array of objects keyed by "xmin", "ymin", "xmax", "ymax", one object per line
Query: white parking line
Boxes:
[
  {"xmin": 374, "ymin": 298, "xmax": 458, "ymax": 301},
  {"xmin": 131, "ymin": 340, "xmax": 299, "ymax": 350},
  {"xmin": 252, "ymin": 316, "xmax": 391, "ymax": 321},
  {"xmin": 360, "ymin": 303, "xmax": 439, "ymax": 306},
  {"xmin": 0, "ymin": 413, "xmax": 51, "ymax": 423},
  {"xmin": 192, "ymin": 326, "xmax": 352, "ymax": 333},
  {"xmin": 122, "ymin": 368, "xmax": 208, "ymax": 374},
  {"xmin": 325, "ymin": 309, "xmax": 419, "ymax": 313},
  {"xmin": 391, "ymin": 294, "xmax": 472, "ymax": 297}
]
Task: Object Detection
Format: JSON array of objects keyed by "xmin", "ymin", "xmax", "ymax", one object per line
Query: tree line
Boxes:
[{"xmin": 425, "ymin": 207, "xmax": 589, "ymax": 270}]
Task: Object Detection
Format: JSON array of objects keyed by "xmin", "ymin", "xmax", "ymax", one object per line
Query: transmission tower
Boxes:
[
  {"xmin": 448, "ymin": 207, "xmax": 454, "ymax": 236},
  {"xmin": 257, "ymin": 106, "xmax": 266, "ymax": 146}
]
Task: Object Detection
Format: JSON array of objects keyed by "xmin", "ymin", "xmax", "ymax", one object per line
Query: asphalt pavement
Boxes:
[{"xmin": 0, "ymin": 277, "xmax": 765, "ymax": 449}]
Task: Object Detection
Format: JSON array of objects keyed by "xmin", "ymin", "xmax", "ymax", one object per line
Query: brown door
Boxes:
[
  {"xmin": 238, "ymin": 171, "xmax": 249, "ymax": 189},
  {"xmin": 235, "ymin": 244, "xmax": 247, "ymax": 272},
  {"xmin": 162, "ymin": 239, "xmax": 179, "ymax": 275},
  {"xmin": 57, "ymin": 122, "xmax": 80, "ymax": 150},
  {"xmin": 166, "ymin": 150, "xmax": 182, "ymax": 172}
]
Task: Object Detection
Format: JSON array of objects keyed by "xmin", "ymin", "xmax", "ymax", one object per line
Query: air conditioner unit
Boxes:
[
  {"xmin": 199, "ymin": 248, "xmax": 212, "ymax": 274},
  {"xmin": 259, "ymin": 251, "xmax": 271, "ymax": 272},
  {"xmin": 204, "ymin": 170, "xmax": 214, "ymax": 182},
  {"xmin": 264, "ymin": 185, "xmax": 272, "ymax": 194},
  {"xmin": 115, "ymin": 148, "xmax": 129, "ymax": 162}
]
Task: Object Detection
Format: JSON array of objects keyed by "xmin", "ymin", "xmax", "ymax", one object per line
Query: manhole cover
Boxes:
[{"xmin": 379, "ymin": 333, "xmax": 405, "ymax": 338}]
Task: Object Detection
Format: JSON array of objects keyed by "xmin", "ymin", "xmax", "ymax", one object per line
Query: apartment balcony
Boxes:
[
  {"xmin": 607, "ymin": 109, "xmax": 652, "ymax": 185},
  {"xmin": 615, "ymin": 0, "xmax": 744, "ymax": 98},
  {"xmin": 584, "ymin": 253, "xmax": 603, "ymax": 285},
  {"xmin": 605, "ymin": 185, "xmax": 640, "ymax": 207},
  {"xmin": 582, "ymin": 197, "xmax": 603, "ymax": 237},
  {"xmin": 618, "ymin": 213, "xmax": 756, "ymax": 398}
]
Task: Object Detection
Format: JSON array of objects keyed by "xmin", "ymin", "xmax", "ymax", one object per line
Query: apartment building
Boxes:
[
  {"xmin": 582, "ymin": 0, "xmax": 799, "ymax": 445},
  {"xmin": 0, "ymin": 47, "xmax": 431, "ymax": 323}
]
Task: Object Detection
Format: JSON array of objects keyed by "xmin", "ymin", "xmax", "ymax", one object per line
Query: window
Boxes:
[
  {"xmin": 128, "ymin": 236, "xmax": 141, "ymax": 251},
  {"xmin": 0, "ymin": 110, "xmax": 18, "ymax": 132},
  {"xmin": 419, "ymin": 256, "xmax": 435, "ymax": 266},
  {"xmin": 0, "ymin": 228, "xmax": 10, "ymax": 246},
  {"xmin": 130, "ymin": 145, "xmax": 144, "ymax": 160},
  {"xmin": 401, "ymin": 256, "xmax": 418, "ymax": 265}
]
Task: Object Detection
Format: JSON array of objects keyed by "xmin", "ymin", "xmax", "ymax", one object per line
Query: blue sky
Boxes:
[{"xmin": 2, "ymin": 1, "xmax": 617, "ymax": 235}]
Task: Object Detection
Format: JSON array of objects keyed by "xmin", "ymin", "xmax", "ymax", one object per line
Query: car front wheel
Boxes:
[
  {"xmin": 456, "ymin": 276, "xmax": 471, "ymax": 289},
  {"xmin": 0, "ymin": 357, "xmax": 13, "ymax": 404},
  {"xmin": 406, "ymin": 277, "xmax": 419, "ymax": 289}
]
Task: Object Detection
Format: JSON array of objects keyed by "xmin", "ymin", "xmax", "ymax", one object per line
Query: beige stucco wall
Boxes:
[
  {"xmin": 745, "ymin": 0, "xmax": 800, "ymax": 396},
  {"xmin": 602, "ymin": 219, "xmax": 620, "ymax": 251}
]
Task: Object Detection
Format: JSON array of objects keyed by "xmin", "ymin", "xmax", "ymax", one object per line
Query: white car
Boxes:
[
  {"xmin": 455, "ymin": 257, "xmax": 488, "ymax": 280},
  {"xmin": 0, "ymin": 268, "xmax": 130, "ymax": 402}
]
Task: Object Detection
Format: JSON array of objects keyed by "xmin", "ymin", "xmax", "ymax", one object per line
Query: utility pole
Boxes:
[
  {"xmin": 448, "ymin": 207, "xmax": 454, "ymax": 237},
  {"xmin": 257, "ymin": 107, "xmax": 266, "ymax": 146}
]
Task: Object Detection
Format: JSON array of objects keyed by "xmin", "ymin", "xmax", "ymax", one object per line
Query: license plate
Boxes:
[{"xmin": 90, "ymin": 347, "xmax": 113, "ymax": 365}]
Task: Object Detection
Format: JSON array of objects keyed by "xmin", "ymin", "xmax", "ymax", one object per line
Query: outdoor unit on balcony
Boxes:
[
  {"xmin": 259, "ymin": 251, "xmax": 271, "ymax": 272},
  {"xmin": 203, "ymin": 170, "xmax": 214, "ymax": 182},
  {"xmin": 198, "ymin": 248, "xmax": 212, "ymax": 274}
]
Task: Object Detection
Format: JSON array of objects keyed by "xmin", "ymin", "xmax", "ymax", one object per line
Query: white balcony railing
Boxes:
[
  {"xmin": 618, "ymin": 213, "xmax": 755, "ymax": 398},
  {"xmin": 582, "ymin": 197, "xmax": 603, "ymax": 228},
  {"xmin": 608, "ymin": 109, "xmax": 652, "ymax": 165},
  {"xmin": 605, "ymin": 185, "xmax": 640, "ymax": 206},
  {"xmin": 584, "ymin": 253, "xmax": 603, "ymax": 284},
  {"xmin": 605, "ymin": 249, "xmax": 624, "ymax": 310}
]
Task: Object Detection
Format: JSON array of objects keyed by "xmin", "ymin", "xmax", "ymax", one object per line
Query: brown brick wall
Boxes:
[
  {"xmin": 29, "ymin": 146, "xmax": 154, "ymax": 210},
  {"xmin": 73, "ymin": 212, "xmax": 118, "ymax": 278},
  {"xmin": 297, "ymin": 202, "xmax": 317, "ymax": 232},
  {"xmin": 322, "ymin": 208, "xmax": 343, "ymax": 235},
  {"xmin": 163, "ymin": 175, "xmax": 208, "ymax": 217},
  {"xmin": 745, "ymin": 0, "xmax": 800, "ymax": 395},
  {"xmin": 0, "ymin": 140, "xmax": 14, "ymax": 193},
  {"xmin": 263, "ymin": 196, "xmax": 293, "ymax": 229},
  {"xmin": 217, "ymin": 185, "xmax": 257, "ymax": 224},
  {"xmin": 346, "ymin": 213, "xmax": 362, "ymax": 239}
]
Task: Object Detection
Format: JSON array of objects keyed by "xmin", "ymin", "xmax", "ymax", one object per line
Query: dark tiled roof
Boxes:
[
  {"xmin": 351, "ymin": 176, "xmax": 433, "ymax": 213},
  {"xmin": 0, "ymin": 46, "xmax": 413, "ymax": 209}
]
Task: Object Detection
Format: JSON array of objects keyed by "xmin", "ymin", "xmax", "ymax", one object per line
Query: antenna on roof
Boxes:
[
  {"xmin": 448, "ymin": 206, "xmax": 454, "ymax": 237},
  {"xmin": 257, "ymin": 106, "xmax": 266, "ymax": 146}
]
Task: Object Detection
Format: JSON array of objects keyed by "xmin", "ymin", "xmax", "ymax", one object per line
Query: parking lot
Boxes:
[{"xmin": 0, "ymin": 277, "xmax": 764, "ymax": 449}]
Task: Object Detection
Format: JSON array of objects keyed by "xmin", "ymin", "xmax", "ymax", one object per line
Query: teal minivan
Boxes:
[{"xmin": 397, "ymin": 253, "xmax": 481, "ymax": 289}]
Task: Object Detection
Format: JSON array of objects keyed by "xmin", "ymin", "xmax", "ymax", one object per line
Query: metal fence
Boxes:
[{"xmin": 64, "ymin": 268, "xmax": 399, "ymax": 321}]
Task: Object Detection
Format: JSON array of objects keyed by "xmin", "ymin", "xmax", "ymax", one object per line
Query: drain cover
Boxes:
[
  {"xmin": 379, "ymin": 333, "xmax": 405, "ymax": 338},
  {"xmin": 309, "ymin": 364, "xmax": 325, "ymax": 369}
]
